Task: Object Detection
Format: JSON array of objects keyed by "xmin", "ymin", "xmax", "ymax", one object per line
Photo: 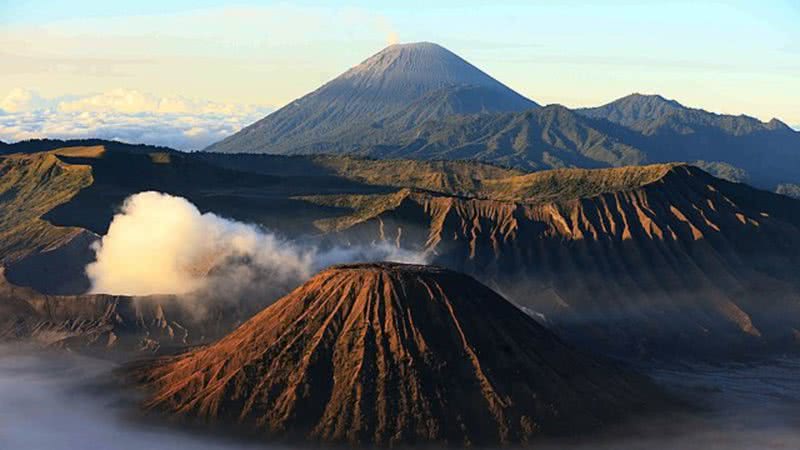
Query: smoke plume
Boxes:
[{"xmin": 86, "ymin": 191, "xmax": 425, "ymax": 301}]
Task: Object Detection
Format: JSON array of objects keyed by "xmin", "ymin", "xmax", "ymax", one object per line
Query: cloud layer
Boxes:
[{"xmin": 0, "ymin": 88, "xmax": 272, "ymax": 150}]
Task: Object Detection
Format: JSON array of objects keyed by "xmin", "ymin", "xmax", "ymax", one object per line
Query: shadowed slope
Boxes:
[
  {"xmin": 195, "ymin": 152, "xmax": 523, "ymax": 197},
  {"xmin": 135, "ymin": 263, "xmax": 661, "ymax": 446},
  {"xmin": 0, "ymin": 149, "xmax": 94, "ymax": 265},
  {"xmin": 577, "ymin": 94, "xmax": 800, "ymax": 187},
  {"xmin": 352, "ymin": 104, "xmax": 647, "ymax": 170},
  {"xmin": 0, "ymin": 269, "xmax": 194, "ymax": 354}
]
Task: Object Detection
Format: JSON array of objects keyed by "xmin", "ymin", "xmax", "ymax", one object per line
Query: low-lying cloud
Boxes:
[
  {"xmin": 0, "ymin": 88, "xmax": 272, "ymax": 150},
  {"xmin": 3, "ymin": 344, "xmax": 800, "ymax": 450},
  {"xmin": 0, "ymin": 344, "xmax": 265, "ymax": 450},
  {"xmin": 86, "ymin": 192, "xmax": 426, "ymax": 305}
]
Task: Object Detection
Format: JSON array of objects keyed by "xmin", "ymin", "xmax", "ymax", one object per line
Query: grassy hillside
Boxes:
[
  {"xmin": 195, "ymin": 152, "xmax": 522, "ymax": 196},
  {"xmin": 0, "ymin": 150, "xmax": 93, "ymax": 264},
  {"xmin": 476, "ymin": 164, "xmax": 677, "ymax": 202}
]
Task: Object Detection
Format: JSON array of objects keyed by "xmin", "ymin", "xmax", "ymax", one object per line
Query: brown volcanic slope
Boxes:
[
  {"xmin": 314, "ymin": 164, "xmax": 800, "ymax": 357},
  {"xmin": 136, "ymin": 263, "xmax": 659, "ymax": 446}
]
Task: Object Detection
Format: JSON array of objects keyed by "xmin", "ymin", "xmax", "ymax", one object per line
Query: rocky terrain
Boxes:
[
  {"xmin": 0, "ymin": 268, "xmax": 184, "ymax": 354},
  {"xmin": 3, "ymin": 141, "xmax": 800, "ymax": 359},
  {"xmin": 0, "ymin": 266, "xmax": 270, "ymax": 356},
  {"xmin": 317, "ymin": 164, "xmax": 800, "ymax": 357},
  {"xmin": 133, "ymin": 263, "xmax": 663, "ymax": 446}
]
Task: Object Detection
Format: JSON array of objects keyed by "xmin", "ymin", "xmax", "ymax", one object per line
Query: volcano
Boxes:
[
  {"xmin": 134, "ymin": 263, "xmax": 662, "ymax": 446},
  {"xmin": 204, "ymin": 42, "xmax": 538, "ymax": 154}
]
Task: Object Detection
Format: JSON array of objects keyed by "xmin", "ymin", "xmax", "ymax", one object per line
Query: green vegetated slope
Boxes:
[
  {"xmin": 0, "ymin": 148, "xmax": 94, "ymax": 264},
  {"xmin": 195, "ymin": 152, "xmax": 523, "ymax": 196},
  {"xmin": 334, "ymin": 100, "xmax": 799, "ymax": 189}
]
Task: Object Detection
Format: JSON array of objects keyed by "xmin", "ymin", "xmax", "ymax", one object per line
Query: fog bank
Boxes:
[
  {"xmin": 0, "ymin": 345, "xmax": 267, "ymax": 450},
  {"xmin": 2, "ymin": 344, "xmax": 800, "ymax": 450}
]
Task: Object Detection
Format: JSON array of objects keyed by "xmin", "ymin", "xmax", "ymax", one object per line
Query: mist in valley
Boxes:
[
  {"xmin": 0, "ymin": 345, "xmax": 267, "ymax": 450},
  {"xmin": 2, "ymin": 342, "xmax": 800, "ymax": 450}
]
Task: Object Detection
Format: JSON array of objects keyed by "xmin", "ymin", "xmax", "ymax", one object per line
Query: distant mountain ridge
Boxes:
[
  {"xmin": 576, "ymin": 94, "xmax": 799, "ymax": 187},
  {"xmin": 579, "ymin": 93, "xmax": 793, "ymax": 135},
  {"xmin": 577, "ymin": 93, "xmax": 686, "ymax": 126},
  {"xmin": 202, "ymin": 43, "xmax": 798, "ymax": 189},
  {"xmin": 341, "ymin": 104, "xmax": 647, "ymax": 170},
  {"xmin": 205, "ymin": 42, "xmax": 538, "ymax": 154},
  {"xmin": 0, "ymin": 138, "xmax": 177, "ymax": 156},
  {"xmin": 322, "ymin": 95, "xmax": 799, "ymax": 188}
]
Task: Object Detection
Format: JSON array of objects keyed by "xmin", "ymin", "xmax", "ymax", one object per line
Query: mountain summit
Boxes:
[
  {"xmin": 134, "ymin": 262, "xmax": 660, "ymax": 445},
  {"xmin": 579, "ymin": 93, "xmax": 792, "ymax": 135},
  {"xmin": 340, "ymin": 42, "xmax": 510, "ymax": 91},
  {"xmin": 578, "ymin": 93, "xmax": 686, "ymax": 126},
  {"xmin": 204, "ymin": 42, "xmax": 538, "ymax": 154}
]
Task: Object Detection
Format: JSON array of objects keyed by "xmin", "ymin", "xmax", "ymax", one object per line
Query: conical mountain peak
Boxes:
[
  {"xmin": 204, "ymin": 42, "xmax": 537, "ymax": 154},
  {"xmin": 134, "ymin": 262, "xmax": 663, "ymax": 445},
  {"xmin": 342, "ymin": 41, "xmax": 496, "ymax": 88}
]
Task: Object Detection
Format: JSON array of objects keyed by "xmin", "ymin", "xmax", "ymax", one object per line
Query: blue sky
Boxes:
[{"xmin": 0, "ymin": 0, "xmax": 798, "ymax": 148}]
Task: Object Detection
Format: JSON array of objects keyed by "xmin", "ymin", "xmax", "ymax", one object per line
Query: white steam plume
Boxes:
[{"xmin": 86, "ymin": 192, "xmax": 425, "ymax": 298}]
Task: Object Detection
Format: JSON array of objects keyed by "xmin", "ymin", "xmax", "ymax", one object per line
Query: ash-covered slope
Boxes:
[
  {"xmin": 135, "ymin": 263, "xmax": 660, "ymax": 446},
  {"xmin": 205, "ymin": 42, "xmax": 537, "ymax": 154},
  {"xmin": 242, "ymin": 85, "xmax": 798, "ymax": 189}
]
